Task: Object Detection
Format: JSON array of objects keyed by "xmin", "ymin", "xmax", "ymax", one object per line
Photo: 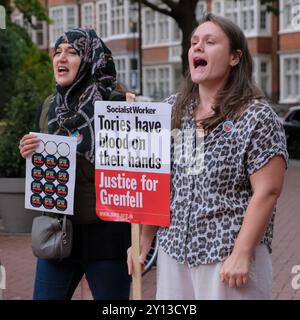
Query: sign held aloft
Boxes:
[{"xmin": 94, "ymin": 101, "xmax": 171, "ymax": 226}]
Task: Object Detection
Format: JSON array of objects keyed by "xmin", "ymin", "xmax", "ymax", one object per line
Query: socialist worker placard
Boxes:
[{"xmin": 94, "ymin": 101, "xmax": 171, "ymax": 226}]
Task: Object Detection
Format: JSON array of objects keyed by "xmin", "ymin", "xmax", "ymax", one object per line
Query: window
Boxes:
[
  {"xmin": 260, "ymin": 8, "xmax": 267, "ymax": 30},
  {"xmin": 212, "ymin": 0, "xmax": 271, "ymax": 36},
  {"xmin": 111, "ymin": 0, "xmax": 125, "ymax": 35},
  {"xmin": 172, "ymin": 20, "xmax": 181, "ymax": 42},
  {"xmin": 66, "ymin": 7, "xmax": 76, "ymax": 30},
  {"xmin": 129, "ymin": 1, "xmax": 138, "ymax": 33},
  {"xmin": 241, "ymin": 0, "xmax": 255, "ymax": 32},
  {"xmin": 50, "ymin": 7, "xmax": 64, "ymax": 44},
  {"xmin": 130, "ymin": 58, "xmax": 139, "ymax": 90},
  {"xmin": 280, "ymin": 54, "xmax": 300, "ymax": 103},
  {"xmin": 97, "ymin": 1, "xmax": 108, "ymax": 38},
  {"xmin": 115, "ymin": 57, "xmax": 127, "ymax": 86},
  {"xmin": 212, "ymin": 0, "xmax": 222, "ymax": 15},
  {"xmin": 259, "ymin": 61, "xmax": 269, "ymax": 96},
  {"xmin": 225, "ymin": 0, "xmax": 239, "ymax": 26},
  {"xmin": 280, "ymin": 0, "xmax": 300, "ymax": 32},
  {"xmin": 174, "ymin": 68, "xmax": 182, "ymax": 92},
  {"xmin": 145, "ymin": 9, "xmax": 156, "ymax": 44},
  {"xmin": 158, "ymin": 68, "xmax": 170, "ymax": 99},
  {"xmin": 0, "ymin": 5, "xmax": 5, "ymax": 29},
  {"xmin": 144, "ymin": 66, "xmax": 171, "ymax": 100},
  {"xmin": 158, "ymin": 13, "xmax": 169, "ymax": 42},
  {"xmin": 11, "ymin": 14, "xmax": 47, "ymax": 49},
  {"xmin": 11, "ymin": 13, "xmax": 23, "ymax": 27},
  {"xmin": 143, "ymin": 8, "xmax": 171, "ymax": 45},
  {"xmin": 49, "ymin": 6, "xmax": 78, "ymax": 46},
  {"xmin": 114, "ymin": 56, "xmax": 140, "ymax": 92},
  {"xmin": 97, "ymin": 0, "xmax": 139, "ymax": 38},
  {"xmin": 145, "ymin": 69, "xmax": 157, "ymax": 99},
  {"xmin": 35, "ymin": 21, "xmax": 47, "ymax": 49},
  {"xmin": 82, "ymin": 3, "xmax": 94, "ymax": 29},
  {"xmin": 253, "ymin": 56, "xmax": 272, "ymax": 97},
  {"xmin": 196, "ymin": 1, "xmax": 207, "ymax": 22}
]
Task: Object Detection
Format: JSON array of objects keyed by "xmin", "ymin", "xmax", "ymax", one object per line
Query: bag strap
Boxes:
[
  {"xmin": 61, "ymin": 215, "xmax": 68, "ymax": 245},
  {"xmin": 39, "ymin": 94, "xmax": 54, "ymax": 134}
]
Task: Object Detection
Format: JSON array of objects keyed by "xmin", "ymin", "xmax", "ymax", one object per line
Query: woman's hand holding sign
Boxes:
[
  {"xmin": 19, "ymin": 134, "xmax": 40, "ymax": 159},
  {"xmin": 127, "ymin": 225, "xmax": 158, "ymax": 275}
]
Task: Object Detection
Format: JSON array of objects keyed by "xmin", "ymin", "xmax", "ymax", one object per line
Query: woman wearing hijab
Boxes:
[{"xmin": 19, "ymin": 28, "xmax": 131, "ymax": 300}]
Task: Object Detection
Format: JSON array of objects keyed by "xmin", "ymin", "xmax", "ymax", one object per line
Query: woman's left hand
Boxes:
[{"xmin": 219, "ymin": 250, "xmax": 252, "ymax": 288}]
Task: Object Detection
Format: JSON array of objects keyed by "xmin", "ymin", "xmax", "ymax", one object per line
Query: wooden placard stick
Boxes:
[{"xmin": 126, "ymin": 92, "xmax": 142, "ymax": 300}]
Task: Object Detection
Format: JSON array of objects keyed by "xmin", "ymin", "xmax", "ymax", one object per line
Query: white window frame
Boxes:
[
  {"xmin": 49, "ymin": 6, "xmax": 64, "ymax": 46},
  {"xmin": 144, "ymin": 67, "xmax": 158, "ymax": 99},
  {"xmin": 143, "ymin": 8, "xmax": 156, "ymax": 45},
  {"xmin": 32, "ymin": 17, "xmax": 48, "ymax": 50},
  {"xmin": 142, "ymin": 7, "xmax": 174, "ymax": 47},
  {"xmin": 212, "ymin": 0, "xmax": 223, "ymax": 15},
  {"xmin": 168, "ymin": 44, "xmax": 182, "ymax": 63},
  {"xmin": 172, "ymin": 65, "xmax": 182, "ymax": 93},
  {"xmin": 143, "ymin": 65, "xmax": 172, "ymax": 100},
  {"xmin": 158, "ymin": 11, "xmax": 169, "ymax": 43},
  {"xmin": 66, "ymin": 6, "xmax": 76, "ymax": 30},
  {"xmin": 211, "ymin": 0, "xmax": 272, "ymax": 37},
  {"xmin": 49, "ymin": 5, "xmax": 79, "ymax": 47},
  {"xmin": 11, "ymin": 13, "xmax": 48, "ymax": 49},
  {"xmin": 128, "ymin": 56, "xmax": 140, "ymax": 92},
  {"xmin": 157, "ymin": 66, "xmax": 171, "ymax": 99},
  {"xmin": 109, "ymin": 0, "xmax": 128, "ymax": 36},
  {"xmin": 253, "ymin": 55, "xmax": 272, "ymax": 98},
  {"xmin": 128, "ymin": 0, "xmax": 139, "ymax": 35},
  {"xmin": 114, "ymin": 56, "xmax": 127, "ymax": 86},
  {"xmin": 279, "ymin": 0, "xmax": 300, "ymax": 34},
  {"xmin": 11, "ymin": 12, "xmax": 23, "ymax": 27},
  {"xmin": 96, "ymin": 0, "xmax": 109, "ymax": 39},
  {"xmin": 96, "ymin": 0, "xmax": 138, "ymax": 41},
  {"xmin": 196, "ymin": 0, "xmax": 207, "ymax": 22},
  {"xmin": 114, "ymin": 55, "xmax": 140, "ymax": 92},
  {"xmin": 81, "ymin": 2, "xmax": 94, "ymax": 29},
  {"xmin": 0, "ymin": 5, "xmax": 5, "ymax": 29},
  {"xmin": 171, "ymin": 18, "xmax": 181, "ymax": 43},
  {"xmin": 280, "ymin": 52, "xmax": 300, "ymax": 103}
]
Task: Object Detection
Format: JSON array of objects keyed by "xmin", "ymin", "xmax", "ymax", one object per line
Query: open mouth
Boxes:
[
  {"xmin": 58, "ymin": 66, "xmax": 69, "ymax": 74},
  {"xmin": 194, "ymin": 58, "xmax": 208, "ymax": 69}
]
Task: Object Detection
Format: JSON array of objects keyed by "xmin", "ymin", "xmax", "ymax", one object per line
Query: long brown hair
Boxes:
[{"xmin": 172, "ymin": 13, "xmax": 264, "ymax": 131}]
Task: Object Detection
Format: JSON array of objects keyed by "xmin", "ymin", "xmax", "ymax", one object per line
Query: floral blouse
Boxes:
[{"xmin": 157, "ymin": 95, "xmax": 288, "ymax": 267}]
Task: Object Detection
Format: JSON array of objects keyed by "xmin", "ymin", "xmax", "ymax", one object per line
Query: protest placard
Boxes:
[
  {"xmin": 25, "ymin": 133, "xmax": 77, "ymax": 215},
  {"xmin": 94, "ymin": 100, "xmax": 171, "ymax": 226}
]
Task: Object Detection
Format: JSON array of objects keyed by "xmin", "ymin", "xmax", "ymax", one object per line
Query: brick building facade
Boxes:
[{"xmin": 11, "ymin": 0, "xmax": 300, "ymax": 105}]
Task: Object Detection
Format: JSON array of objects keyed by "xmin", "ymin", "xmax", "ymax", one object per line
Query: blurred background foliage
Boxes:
[{"xmin": 0, "ymin": 0, "xmax": 54, "ymax": 177}]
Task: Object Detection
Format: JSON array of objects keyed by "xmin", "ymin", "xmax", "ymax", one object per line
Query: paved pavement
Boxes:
[{"xmin": 0, "ymin": 160, "xmax": 300, "ymax": 300}]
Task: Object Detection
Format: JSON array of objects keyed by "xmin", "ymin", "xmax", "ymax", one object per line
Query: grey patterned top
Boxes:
[{"xmin": 157, "ymin": 94, "xmax": 288, "ymax": 267}]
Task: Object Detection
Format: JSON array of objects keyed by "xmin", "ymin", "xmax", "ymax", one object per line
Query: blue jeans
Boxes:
[{"xmin": 33, "ymin": 258, "xmax": 130, "ymax": 300}]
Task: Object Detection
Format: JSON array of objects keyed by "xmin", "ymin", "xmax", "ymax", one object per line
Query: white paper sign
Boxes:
[
  {"xmin": 25, "ymin": 133, "xmax": 77, "ymax": 215},
  {"xmin": 94, "ymin": 101, "xmax": 171, "ymax": 173}
]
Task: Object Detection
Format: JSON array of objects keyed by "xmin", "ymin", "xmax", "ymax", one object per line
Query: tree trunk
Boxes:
[{"xmin": 139, "ymin": 0, "xmax": 199, "ymax": 75}]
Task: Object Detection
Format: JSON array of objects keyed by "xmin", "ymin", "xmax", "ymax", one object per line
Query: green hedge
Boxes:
[{"xmin": 0, "ymin": 30, "xmax": 53, "ymax": 177}]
